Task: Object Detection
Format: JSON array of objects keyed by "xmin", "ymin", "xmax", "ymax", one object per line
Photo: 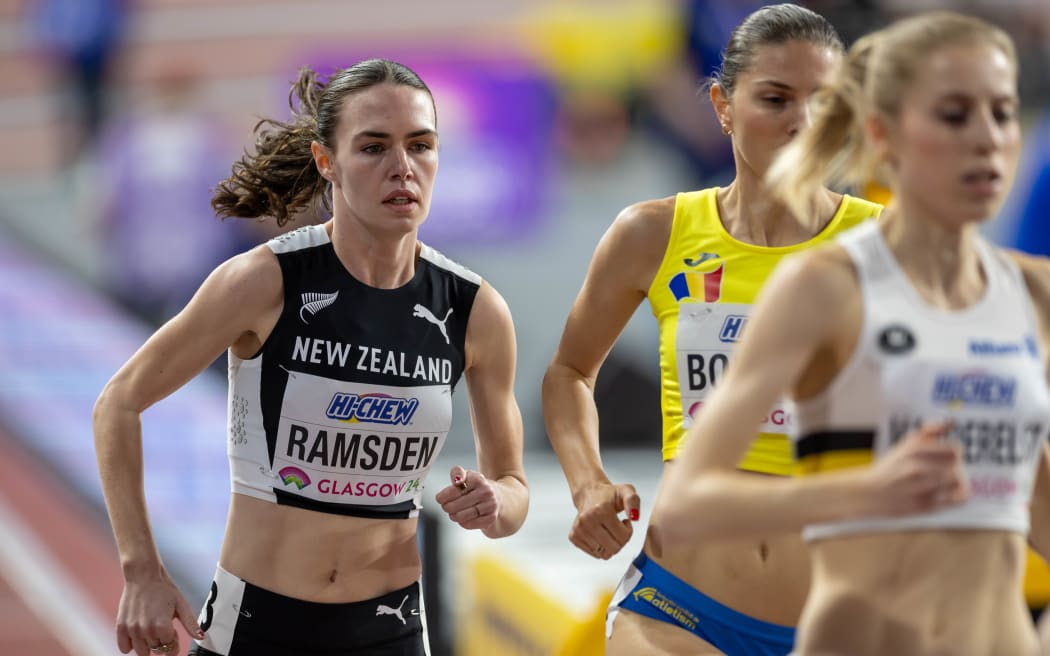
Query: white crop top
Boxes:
[{"xmin": 792, "ymin": 221, "xmax": 1050, "ymax": 541}]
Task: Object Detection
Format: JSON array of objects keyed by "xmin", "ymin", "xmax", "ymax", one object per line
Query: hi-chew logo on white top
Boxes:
[
  {"xmin": 326, "ymin": 392, "xmax": 420, "ymax": 425},
  {"xmin": 719, "ymin": 315, "xmax": 747, "ymax": 343}
]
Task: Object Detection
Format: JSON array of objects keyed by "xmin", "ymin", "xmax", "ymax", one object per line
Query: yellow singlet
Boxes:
[{"xmin": 647, "ymin": 188, "xmax": 882, "ymax": 473}]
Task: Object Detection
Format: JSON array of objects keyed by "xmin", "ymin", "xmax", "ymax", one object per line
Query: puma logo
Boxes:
[
  {"xmin": 376, "ymin": 595, "xmax": 410, "ymax": 625},
  {"xmin": 412, "ymin": 304, "xmax": 453, "ymax": 345}
]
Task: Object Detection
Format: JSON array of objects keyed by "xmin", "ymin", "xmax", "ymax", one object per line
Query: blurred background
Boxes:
[{"xmin": 0, "ymin": 0, "xmax": 1047, "ymax": 654}]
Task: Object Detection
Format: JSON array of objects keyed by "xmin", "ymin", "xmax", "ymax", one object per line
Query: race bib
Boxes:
[
  {"xmin": 272, "ymin": 372, "xmax": 451, "ymax": 506},
  {"xmin": 675, "ymin": 302, "xmax": 793, "ymax": 433}
]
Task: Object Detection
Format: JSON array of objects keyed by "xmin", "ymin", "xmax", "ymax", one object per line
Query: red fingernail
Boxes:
[{"xmin": 629, "ymin": 509, "xmax": 639, "ymax": 521}]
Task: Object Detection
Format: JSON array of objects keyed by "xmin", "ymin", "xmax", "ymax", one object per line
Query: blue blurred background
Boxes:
[{"xmin": 0, "ymin": 1, "xmax": 1047, "ymax": 654}]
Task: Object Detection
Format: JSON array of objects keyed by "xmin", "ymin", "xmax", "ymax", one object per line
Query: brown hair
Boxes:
[
  {"xmin": 768, "ymin": 11, "xmax": 1016, "ymax": 219},
  {"xmin": 710, "ymin": 3, "xmax": 843, "ymax": 96},
  {"xmin": 211, "ymin": 59, "xmax": 433, "ymax": 226}
]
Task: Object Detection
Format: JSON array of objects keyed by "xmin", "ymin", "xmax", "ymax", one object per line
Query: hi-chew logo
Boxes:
[
  {"xmin": 279, "ymin": 466, "xmax": 311, "ymax": 489},
  {"xmin": 932, "ymin": 371, "xmax": 1016, "ymax": 408},
  {"xmin": 719, "ymin": 315, "xmax": 747, "ymax": 342},
  {"xmin": 326, "ymin": 392, "xmax": 420, "ymax": 425}
]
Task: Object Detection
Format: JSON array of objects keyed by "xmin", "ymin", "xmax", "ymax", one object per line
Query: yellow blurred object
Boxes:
[
  {"xmin": 519, "ymin": 1, "xmax": 682, "ymax": 93},
  {"xmin": 1026, "ymin": 548, "xmax": 1050, "ymax": 608},
  {"xmin": 457, "ymin": 553, "xmax": 610, "ymax": 655},
  {"xmin": 558, "ymin": 593, "xmax": 612, "ymax": 656},
  {"xmin": 862, "ymin": 181, "xmax": 892, "ymax": 207}
]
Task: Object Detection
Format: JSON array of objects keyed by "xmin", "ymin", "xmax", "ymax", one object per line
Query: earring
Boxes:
[{"xmin": 721, "ymin": 123, "xmax": 732, "ymax": 136}]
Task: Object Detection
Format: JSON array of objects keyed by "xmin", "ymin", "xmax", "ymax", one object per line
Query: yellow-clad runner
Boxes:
[
  {"xmin": 650, "ymin": 188, "xmax": 878, "ymax": 473},
  {"xmin": 541, "ymin": 6, "xmax": 884, "ymax": 654}
]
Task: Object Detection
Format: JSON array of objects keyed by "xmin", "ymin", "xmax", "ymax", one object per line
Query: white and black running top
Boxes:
[
  {"xmin": 792, "ymin": 221, "xmax": 1050, "ymax": 541},
  {"xmin": 226, "ymin": 224, "xmax": 481, "ymax": 519}
]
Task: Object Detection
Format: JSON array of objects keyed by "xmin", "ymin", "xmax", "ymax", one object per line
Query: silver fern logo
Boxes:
[{"xmin": 299, "ymin": 291, "xmax": 339, "ymax": 324}]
